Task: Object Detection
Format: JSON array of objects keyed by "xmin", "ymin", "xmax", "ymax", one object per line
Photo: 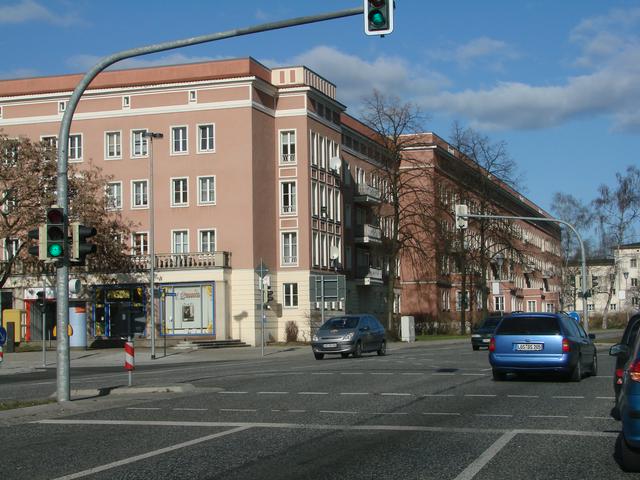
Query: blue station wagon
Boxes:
[{"xmin": 489, "ymin": 312, "xmax": 597, "ymax": 381}]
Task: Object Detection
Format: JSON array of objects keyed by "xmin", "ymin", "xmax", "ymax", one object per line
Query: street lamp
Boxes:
[
  {"xmin": 142, "ymin": 131, "xmax": 163, "ymax": 359},
  {"xmin": 494, "ymin": 253, "xmax": 505, "ymax": 279}
]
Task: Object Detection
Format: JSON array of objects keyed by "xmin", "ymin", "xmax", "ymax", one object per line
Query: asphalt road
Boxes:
[{"xmin": 0, "ymin": 340, "xmax": 634, "ymax": 479}]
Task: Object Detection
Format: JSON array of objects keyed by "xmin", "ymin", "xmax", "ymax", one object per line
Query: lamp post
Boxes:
[
  {"xmin": 494, "ymin": 253, "xmax": 504, "ymax": 312},
  {"xmin": 143, "ymin": 131, "xmax": 163, "ymax": 359},
  {"xmin": 624, "ymin": 271, "xmax": 630, "ymax": 321}
]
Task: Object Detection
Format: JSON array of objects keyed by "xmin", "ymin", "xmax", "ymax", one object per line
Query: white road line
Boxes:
[
  {"xmin": 475, "ymin": 414, "xmax": 513, "ymax": 418},
  {"xmin": 432, "ymin": 373, "xmax": 456, "ymax": 376},
  {"xmin": 220, "ymin": 408, "xmax": 257, "ymax": 412},
  {"xmin": 341, "ymin": 372, "xmax": 364, "ymax": 375},
  {"xmin": 529, "ymin": 415, "xmax": 569, "ymax": 419},
  {"xmin": 596, "ymin": 396, "xmax": 615, "ymax": 400},
  {"xmin": 51, "ymin": 426, "xmax": 250, "ymax": 480},
  {"xmin": 462, "ymin": 374, "xmax": 486, "ymax": 376},
  {"xmin": 218, "ymin": 391, "xmax": 247, "ymax": 394},
  {"xmin": 453, "ymin": 431, "xmax": 517, "ymax": 480},
  {"xmin": 126, "ymin": 407, "xmax": 161, "ymax": 411},
  {"xmin": 371, "ymin": 372, "xmax": 393, "ymax": 375},
  {"xmin": 340, "ymin": 392, "xmax": 369, "ymax": 395},
  {"xmin": 172, "ymin": 408, "xmax": 208, "ymax": 411},
  {"xmin": 423, "ymin": 394, "xmax": 455, "ymax": 397},
  {"xmin": 372, "ymin": 412, "xmax": 409, "ymax": 415},
  {"xmin": 552, "ymin": 396, "xmax": 584, "ymax": 399},
  {"xmin": 257, "ymin": 391, "xmax": 288, "ymax": 395},
  {"xmin": 381, "ymin": 393, "xmax": 412, "ymax": 396},
  {"xmin": 311, "ymin": 372, "xmax": 334, "ymax": 375},
  {"xmin": 298, "ymin": 392, "xmax": 328, "ymax": 395},
  {"xmin": 584, "ymin": 416, "xmax": 615, "ymax": 420},
  {"xmin": 288, "ymin": 410, "xmax": 306, "ymax": 413},
  {"xmin": 465, "ymin": 394, "xmax": 497, "ymax": 397},
  {"xmin": 423, "ymin": 412, "xmax": 461, "ymax": 416},
  {"xmin": 319, "ymin": 410, "xmax": 358, "ymax": 415},
  {"xmin": 401, "ymin": 373, "xmax": 424, "ymax": 376},
  {"xmin": 508, "ymin": 395, "xmax": 539, "ymax": 398}
]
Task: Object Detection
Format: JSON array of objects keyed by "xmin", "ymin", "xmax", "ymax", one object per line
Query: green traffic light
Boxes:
[
  {"xmin": 48, "ymin": 243, "xmax": 63, "ymax": 257},
  {"xmin": 369, "ymin": 10, "xmax": 386, "ymax": 27}
]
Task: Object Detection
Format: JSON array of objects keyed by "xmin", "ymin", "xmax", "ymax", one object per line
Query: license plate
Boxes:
[
  {"xmin": 482, "ymin": 338, "xmax": 490, "ymax": 343},
  {"xmin": 516, "ymin": 343, "xmax": 543, "ymax": 351},
  {"xmin": 324, "ymin": 343, "xmax": 337, "ymax": 348}
]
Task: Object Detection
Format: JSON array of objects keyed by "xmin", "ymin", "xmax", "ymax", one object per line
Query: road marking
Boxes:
[
  {"xmin": 50, "ymin": 426, "xmax": 250, "ymax": 480},
  {"xmin": 432, "ymin": 373, "xmax": 456, "ymax": 376},
  {"xmin": 465, "ymin": 394, "xmax": 497, "ymax": 397},
  {"xmin": 257, "ymin": 391, "xmax": 288, "ymax": 395},
  {"xmin": 584, "ymin": 416, "xmax": 615, "ymax": 420},
  {"xmin": 288, "ymin": 410, "xmax": 306, "ymax": 413},
  {"xmin": 372, "ymin": 412, "xmax": 409, "ymax": 415},
  {"xmin": 401, "ymin": 372, "xmax": 424, "ymax": 376},
  {"xmin": 311, "ymin": 372, "xmax": 334, "ymax": 375},
  {"xmin": 552, "ymin": 396, "xmax": 584, "ymax": 399},
  {"xmin": 298, "ymin": 392, "xmax": 328, "ymax": 395},
  {"xmin": 596, "ymin": 396, "xmax": 615, "ymax": 400},
  {"xmin": 453, "ymin": 431, "xmax": 517, "ymax": 480},
  {"xmin": 319, "ymin": 410, "xmax": 358, "ymax": 415},
  {"xmin": 173, "ymin": 408, "xmax": 207, "ymax": 411},
  {"xmin": 423, "ymin": 412, "xmax": 461, "ymax": 416},
  {"xmin": 508, "ymin": 395, "xmax": 539, "ymax": 398},
  {"xmin": 341, "ymin": 372, "xmax": 364, "ymax": 375},
  {"xmin": 340, "ymin": 392, "xmax": 369, "ymax": 395},
  {"xmin": 529, "ymin": 415, "xmax": 569, "ymax": 419},
  {"xmin": 462, "ymin": 373, "xmax": 486, "ymax": 376},
  {"xmin": 381, "ymin": 393, "xmax": 412, "ymax": 396},
  {"xmin": 371, "ymin": 372, "xmax": 393, "ymax": 375},
  {"xmin": 218, "ymin": 391, "xmax": 247, "ymax": 394},
  {"xmin": 423, "ymin": 394, "xmax": 455, "ymax": 397},
  {"xmin": 475, "ymin": 414, "xmax": 513, "ymax": 418},
  {"xmin": 126, "ymin": 407, "xmax": 161, "ymax": 411},
  {"xmin": 220, "ymin": 408, "xmax": 257, "ymax": 412}
]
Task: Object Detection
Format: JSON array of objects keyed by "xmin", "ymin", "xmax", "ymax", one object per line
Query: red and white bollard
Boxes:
[
  {"xmin": 0, "ymin": 346, "xmax": 4, "ymax": 365},
  {"xmin": 124, "ymin": 340, "xmax": 134, "ymax": 386}
]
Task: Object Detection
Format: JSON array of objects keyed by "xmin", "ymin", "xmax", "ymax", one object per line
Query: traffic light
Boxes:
[
  {"xmin": 46, "ymin": 207, "xmax": 65, "ymax": 260},
  {"xmin": 70, "ymin": 222, "xmax": 97, "ymax": 265},
  {"xmin": 364, "ymin": 0, "xmax": 394, "ymax": 36},
  {"xmin": 455, "ymin": 204, "xmax": 469, "ymax": 229},
  {"xmin": 267, "ymin": 287, "xmax": 274, "ymax": 303},
  {"xmin": 27, "ymin": 224, "xmax": 47, "ymax": 260}
]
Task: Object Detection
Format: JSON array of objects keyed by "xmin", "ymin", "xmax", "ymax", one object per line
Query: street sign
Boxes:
[
  {"xmin": 255, "ymin": 260, "xmax": 269, "ymax": 279},
  {"xmin": 0, "ymin": 326, "xmax": 7, "ymax": 346}
]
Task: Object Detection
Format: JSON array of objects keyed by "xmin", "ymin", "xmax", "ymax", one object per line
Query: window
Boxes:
[
  {"xmin": 311, "ymin": 182, "xmax": 318, "ymax": 216},
  {"xmin": 172, "ymin": 230, "xmax": 189, "ymax": 253},
  {"xmin": 312, "ymin": 232, "xmax": 319, "ymax": 267},
  {"xmin": 632, "ymin": 278, "xmax": 639, "ymax": 287},
  {"xmin": 546, "ymin": 303, "xmax": 555, "ymax": 313},
  {"xmin": 105, "ymin": 131, "xmax": 122, "ymax": 159},
  {"xmin": 189, "ymin": 90, "xmax": 197, "ymax": 102},
  {"xmin": 284, "ymin": 283, "xmax": 298, "ymax": 307},
  {"xmin": 633, "ymin": 297, "xmax": 639, "ymax": 306},
  {"xmin": 58, "ymin": 101, "xmax": 66, "ymax": 113},
  {"xmin": 132, "ymin": 232, "xmax": 149, "ymax": 255},
  {"xmin": 41, "ymin": 135, "xmax": 58, "ymax": 150},
  {"xmin": 587, "ymin": 303, "xmax": 595, "ymax": 311},
  {"xmin": 527, "ymin": 300, "xmax": 537, "ymax": 312},
  {"xmin": 441, "ymin": 290, "xmax": 450, "ymax": 311},
  {"xmin": 171, "ymin": 178, "xmax": 188, "ymax": 206},
  {"xmin": 456, "ymin": 291, "xmax": 470, "ymax": 311},
  {"xmin": 198, "ymin": 124, "xmax": 215, "ymax": 152},
  {"xmin": 132, "ymin": 180, "xmax": 148, "ymax": 208},
  {"xmin": 122, "ymin": 96, "xmax": 130, "ymax": 108},
  {"xmin": 131, "ymin": 130, "xmax": 148, "ymax": 157},
  {"xmin": 494, "ymin": 295, "xmax": 505, "ymax": 312},
  {"xmin": 631, "ymin": 258, "xmax": 637, "ymax": 268},
  {"xmin": 280, "ymin": 130, "xmax": 296, "ymax": 163},
  {"xmin": 171, "ymin": 126, "xmax": 188, "ymax": 154},
  {"xmin": 199, "ymin": 230, "xmax": 216, "ymax": 252},
  {"xmin": 68, "ymin": 134, "xmax": 82, "ymax": 161},
  {"xmin": 281, "ymin": 232, "xmax": 297, "ymax": 265},
  {"xmin": 4, "ymin": 238, "xmax": 18, "ymax": 260},
  {"xmin": 197, "ymin": 176, "xmax": 216, "ymax": 205},
  {"xmin": 610, "ymin": 304, "xmax": 617, "ymax": 311},
  {"xmin": 106, "ymin": 182, "xmax": 122, "ymax": 210},
  {"xmin": 281, "ymin": 181, "xmax": 297, "ymax": 214}
]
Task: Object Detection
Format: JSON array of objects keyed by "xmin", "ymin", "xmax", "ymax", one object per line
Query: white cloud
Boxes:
[
  {"xmin": 66, "ymin": 53, "xmax": 226, "ymax": 73},
  {"xmin": 0, "ymin": 0, "xmax": 80, "ymax": 26},
  {"xmin": 432, "ymin": 37, "xmax": 519, "ymax": 70},
  {"xmin": 0, "ymin": 67, "xmax": 40, "ymax": 80}
]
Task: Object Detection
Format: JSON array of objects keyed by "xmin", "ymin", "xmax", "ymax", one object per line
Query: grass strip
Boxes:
[{"xmin": 0, "ymin": 398, "xmax": 56, "ymax": 411}]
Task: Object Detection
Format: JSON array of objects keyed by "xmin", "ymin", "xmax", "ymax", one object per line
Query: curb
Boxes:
[{"xmin": 49, "ymin": 384, "xmax": 202, "ymax": 399}]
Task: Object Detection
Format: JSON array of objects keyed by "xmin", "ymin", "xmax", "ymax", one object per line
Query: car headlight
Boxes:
[
  {"xmin": 312, "ymin": 334, "xmax": 319, "ymax": 342},
  {"xmin": 471, "ymin": 334, "xmax": 481, "ymax": 338},
  {"xmin": 340, "ymin": 332, "xmax": 355, "ymax": 341}
]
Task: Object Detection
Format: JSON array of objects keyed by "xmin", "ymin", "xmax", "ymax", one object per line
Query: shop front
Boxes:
[{"xmin": 161, "ymin": 283, "xmax": 215, "ymax": 336}]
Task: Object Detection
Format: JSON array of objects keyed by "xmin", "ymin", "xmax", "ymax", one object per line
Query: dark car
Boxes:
[
  {"xmin": 311, "ymin": 314, "xmax": 386, "ymax": 360},
  {"xmin": 609, "ymin": 313, "xmax": 640, "ymax": 402},
  {"xmin": 471, "ymin": 316, "xmax": 502, "ymax": 350},
  {"xmin": 489, "ymin": 312, "xmax": 597, "ymax": 381},
  {"xmin": 611, "ymin": 320, "xmax": 640, "ymax": 471}
]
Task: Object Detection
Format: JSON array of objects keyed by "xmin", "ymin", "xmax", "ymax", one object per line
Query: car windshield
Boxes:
[
  {"xmin": 323, "ymin": 317, "xmax": 359, "ymax": 330},
  {"xmin": 495, "ymin": 316, "xmax": 560, "ymax": 335},
  {"xmin": 482, "ymin": 318, "xmax": 501, "ymax": 329}
]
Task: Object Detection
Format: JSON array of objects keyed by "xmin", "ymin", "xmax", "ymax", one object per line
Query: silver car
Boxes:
[{"xmin": 311, "ymin": 315, "xmax": 386, "ymax": 360}]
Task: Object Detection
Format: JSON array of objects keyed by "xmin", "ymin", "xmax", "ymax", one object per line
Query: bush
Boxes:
[
  {"xmin": 285, "ymin": 321, "xmax": 299, "ymax": 343},
  {"xmin": 588, "ymin": 312, "xmax": 628, "ymax": 329}
]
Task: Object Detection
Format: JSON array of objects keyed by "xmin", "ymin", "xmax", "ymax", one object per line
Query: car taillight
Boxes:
[
  {"xmin": 562, "ymin": 338, "xmax": 570, "ymax": 353},
  {"xmin": 489, "ymin": 337, "xmax": 496, "ymax": 352},
  {"xmin": 616, "ymin": 368, "xmax": 624, "ymax": 385},
  {"xmin": 630, "ymin": 361, "xmax": 640, "ymax": 382}
]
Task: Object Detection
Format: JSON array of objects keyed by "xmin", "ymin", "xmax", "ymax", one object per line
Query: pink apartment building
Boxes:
[{"xmin": 0, "ymin": 57, "xmax": 560, "ymax": 345}]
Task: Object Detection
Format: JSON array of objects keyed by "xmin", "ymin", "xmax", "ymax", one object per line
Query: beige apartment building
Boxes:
[{"xmin": 0, "ymin": 57, "xmax": 560, "ymax": 345}]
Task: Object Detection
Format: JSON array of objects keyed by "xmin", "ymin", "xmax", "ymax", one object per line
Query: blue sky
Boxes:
[{"xmin": 1, "ymin": 0, "xmax": 639, "ymax": 215}]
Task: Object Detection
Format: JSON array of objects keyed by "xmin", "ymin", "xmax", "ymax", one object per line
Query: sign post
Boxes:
[
  {"xmin": 255, "ymin": 260, "xmax": 269, "ymax": 357},
  {"xmin": 0, "ymin": 325, "xmax": 7, "ymax": 366}
]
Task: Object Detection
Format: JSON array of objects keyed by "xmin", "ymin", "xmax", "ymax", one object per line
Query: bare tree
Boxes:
[{"xmin": 0, "ymin": 134, "xmax": 134, "ymax": 289}]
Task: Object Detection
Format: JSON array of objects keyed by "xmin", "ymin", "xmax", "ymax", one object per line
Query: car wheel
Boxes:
[
  {"xmin": 353, "ymin": 341, "xmax": 362, "ymax": 358},
  {"xmin": 472, "ymin": 345, "xmax": 480, "ymax": 351},
  {"xmin": 622, "ymin": 435, "xmax": 640, "ymax": 472},
  {"xmin": 590, "ymin": 353, "xmax": 598, "ymax": 376},
  {"xmin": 570, "ymin": 358, "xmax": 582, "ymax": 382},
  {"xmin": 314, "ymin": 353, "xmax": 324, "ymax": 360},
  {"xmin": 492, "ymin": 369, "xmax": 506, "ymax": 381},
  {"xmin": 377, "ymin": 340, "xmax": 387, "ymax": 356},
  {"xmin": 341, "ymin": 353, "xmax": 350, "ymax": 359}
]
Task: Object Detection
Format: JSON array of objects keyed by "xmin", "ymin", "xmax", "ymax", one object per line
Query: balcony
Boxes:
[
  {"xmin": 355, "ymin": 224, "xmax": 382, "ymax": 245},
  {"xmin": 354, "ymin": 183, "xmax": 381, "ymax": 205},
  {"xmin": 355, "ymin": 266, "xmax": 383, "ymax": 286},
  {"xmin": 131, "ymin": 251, "xmax": 231, "ymax": 272}
]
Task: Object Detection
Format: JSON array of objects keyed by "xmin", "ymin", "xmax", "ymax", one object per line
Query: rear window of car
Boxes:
[
  {"xmin": 495, "ymin": 316, "xmax": 560, "ymax": 335},
  {"xmin": 324, "ymin": 317, "xmax": 359, "ymax": 329},
  {"xmin": 482, "ymin": 318, "xmax": 501, "ymax": 329}
]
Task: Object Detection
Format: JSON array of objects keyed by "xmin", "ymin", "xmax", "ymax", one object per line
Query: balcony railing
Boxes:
[
  {"xmin": 131, "ymin": 251, "xmax": 231, "ymax": 271},
  {"xmin": 354, "ymin": 183, "xmax": 381, "ymax": 204},
  {"xmin": 280, "ymin": 153, "xmax": 296, "ymax": 163},
  {"xmin": 355, "ymin": 266, "xmax": 383, "ymax": 285},
  {"xmin": 355, "ymin": 224, "xmax": 382, "ymax": 244}
]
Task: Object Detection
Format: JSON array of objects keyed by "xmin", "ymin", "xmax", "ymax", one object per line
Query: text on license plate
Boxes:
[
  {"xmin": 324, "ymin": 343, "xmax": 337, "ymax": 348},
  {"xmin": 516, "ymin": 343, "xmax": 543, "ymax": 351}
]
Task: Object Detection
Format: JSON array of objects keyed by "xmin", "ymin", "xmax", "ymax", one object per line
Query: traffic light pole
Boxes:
[
  {"xmin": 55, "ymin": 6, "xmax": 364, "ymax": 402},
  {"xmin": 459, "ymin": 212, "xmax": 589, "ymax": 334}
]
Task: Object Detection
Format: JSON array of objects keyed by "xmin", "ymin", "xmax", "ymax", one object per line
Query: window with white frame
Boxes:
[
  {"xmin": 105, "ymin": 131, "xmax": 121, "ymax": 159},
  {"xmin": 527, "ymin": 300, "xmax": 537, "ymax": 312},
  {"xmin": 4, "ymin": 238, "xmax": 18, "ymax": 260},
  {"xmin": 189, "ymin": 90, "xmax": 197, "ymax": 102},
  {"xmin": 587, "ymin": 303, "xmax": 595, "ymax": 311},
  {"xmin": 494, "ymin": 295, "xmax": 505, "ymax": 312},
  {"xmin": 199, "ymin": 230, "xmax": 216, "ymax": 252},
  {"xmin": 131, "ymin": 130, "xmax": 148, "ymax": 157},
  {"xmin": 132, "ymin": 180, "xmax": 148, "ymax": 208},
  {"xmin": 441, "ymin": 290, "xmax": 451, "ymax": 311},
  {"xmin": 41, "ymin": 135, "xmax": 58, "ymax": 150},
  {"xmin": 68, "ymin": 134, "xmax": 82, "ymax": 161},
  {"xmin": 311, "ymin": 182, "xmax": 318, "ymax": 216},
  {"xmin": 545, "ymin": 303, "xmax": 555, "ymax": 313},
  {"xmin": 280, "ymin": 130, "xmax": 296, "ymax": 163},
  {"xmin": 171, "ymin": 126, "xmax": 188, "ymax": 154},
  {"xmin": 632, "ymin": 278, "xmax": 639, "ymax": 287},
  {"xmin": 132, "ymin": 232, "xmax": 149, "ymax": 255},
  {"xmin": 321, "ymin": 233, "xmax": 328, "ymax": 267},
  {"xmin": 281, "ymin": 181, "xmax": 296, "ymax": 214},
  {"xmin": 319, "ymin": 184, "xmax": 327, "ymax": 218},
  {"xmin": 198, "ymin": 124, "xmax": 215, "ymax": 152},
  {"xmin": 631, "ymin": 258, "xmax": 637, "ymax": 268},
  {"xmin": 312, "ymin": 231, "xmax": 319, "ymax": 266},
  {"xmin": 310, "ymin": 131, "xmax": 318, "ymax": 166},
  {"xmin": 172, "ymin": 230, "xmax": 189, "ymax": 253},
  {"xmin": 106, "ymin": 182, "xmax": 122, "ymax": 210},
  {"xmin": 198, "ymin": 176, "xmax": 216, "ymax": 204},
  {"xmin": 171, "ymin": 178, "xmax": 188, "ymax": 206},
  {"xmin": 456, "ymin": 291, "xmax": 469, "ymax": 311},
  {"xmin": 284, "ymin": 283, "xmax": 298, "ymax": 307},
  {"xmin": 122, "ymin": 96, "xmax": 130, "ymax": 108},
  {"xmin": 281, "ymin": 232, "xmax": 298, "ymax": 265},
  {"xmin": 58, "ymin": 101, "xmax": 66, "ymax": 113},
  {"xmin": 334, "ymin": 190, "xmax": 341, "ymax": 222},
  {"xmin": 320, "ymin": 136, "xmax": 327, "ymax": 169},
  {"xmin": 610, "ymin": 304, "xmax": 617, "ymax": 311}
]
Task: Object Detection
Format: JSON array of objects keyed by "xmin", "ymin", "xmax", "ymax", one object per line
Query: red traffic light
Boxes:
[{"xmin": 47, "ymin": 208, "xmax": 64, "ymax": 224}]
